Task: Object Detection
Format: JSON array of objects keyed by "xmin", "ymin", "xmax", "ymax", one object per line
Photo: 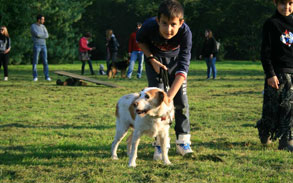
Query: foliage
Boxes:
[
  {"xmin": 1, "ymin": 61, "xmax": 293, "ymax": 182},
  {"xmin": 0, "ymin": 0, "xmax": 92, "ymax": 64},
  {"xmin": 0, "ymin": 0, "xmax": 279, "ymax": 63}
]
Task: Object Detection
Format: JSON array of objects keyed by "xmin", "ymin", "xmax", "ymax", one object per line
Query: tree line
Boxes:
[{"xmin": 0, "ymin": 0, "xmax": 275, "ymax": 64}]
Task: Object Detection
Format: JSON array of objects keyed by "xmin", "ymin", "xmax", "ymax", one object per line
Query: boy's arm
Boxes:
[
  {"xmin": 168, "ymin": 75, "xmax": 185, "ymax": 101},
  {"xmin": 138, "ymin": 42, "xmax": 167, "ymax": 73}
]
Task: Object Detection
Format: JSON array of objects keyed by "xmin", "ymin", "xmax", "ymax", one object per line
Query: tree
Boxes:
[{"xmin": 0, "ymin": 0, "xmax": 92, "ymax": 64}]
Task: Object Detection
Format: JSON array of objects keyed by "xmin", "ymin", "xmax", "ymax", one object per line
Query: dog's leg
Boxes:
[
  {"xmin": 121, "ymin": 70, "xmax": 126, "ymax": 78},
  {"xmin": 127, "ymin": 131, "xmax": 133, "ymax": 156},
  {"xmin": 128, "ymin": 130, "xmax": 142, "ymax": 167},
  {"xmin": 159, "ymin": 129, "xmax": 171, "ymax": 165},
  {"xmin": 111, "ymin": 123, "xmax": 129, "ymax": 160}
]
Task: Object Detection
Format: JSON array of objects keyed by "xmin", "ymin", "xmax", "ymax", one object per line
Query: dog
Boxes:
[
  {"xmin": 111, "ymin": 87, "xmax": 174, "ymax": 167},
  {"xmin": 108, "ymin": 59, "xmax": 129, "ymax": 79}
]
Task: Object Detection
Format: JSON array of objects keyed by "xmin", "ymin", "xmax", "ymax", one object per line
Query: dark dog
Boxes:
[{"xmin": 108, "ymin": 59, "xmax": 129, "ymax": 79}]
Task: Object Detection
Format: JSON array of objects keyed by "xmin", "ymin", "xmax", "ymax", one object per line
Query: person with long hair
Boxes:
[
  {"xmin": 0, "ymin": 26, "xmax": 11, "ymax": 81},
  {"xmin": 199, "ymin": 29, "xmax": 218, "ymax": 80},
  {"xmin": 105, "ymin": 29, "xmax": 119, "ymax": 74}
]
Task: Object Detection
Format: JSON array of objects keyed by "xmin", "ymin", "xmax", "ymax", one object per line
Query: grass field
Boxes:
[{"xmin": 0, "ymin": 60, "xmax": 292, "ymax": 183}]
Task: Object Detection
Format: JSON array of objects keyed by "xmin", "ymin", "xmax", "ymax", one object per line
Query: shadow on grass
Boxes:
[
  {"xmin": 0, "ymin": 143, "xmax": 111, "ymax": 166},
  {"xmin": 0, "ymin": 123, "xmax": 115, "ymax": 130}
]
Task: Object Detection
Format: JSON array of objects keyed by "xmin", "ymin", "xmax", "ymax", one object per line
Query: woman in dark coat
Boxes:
[{"xmin": 200, "ymin": 29, "xmax": 217, "ymax": 79}]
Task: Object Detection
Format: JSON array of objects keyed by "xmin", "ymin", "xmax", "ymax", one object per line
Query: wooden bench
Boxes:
[{"xmin": 54, "ymin": 71, "xmax": 120, "ymax": 88}]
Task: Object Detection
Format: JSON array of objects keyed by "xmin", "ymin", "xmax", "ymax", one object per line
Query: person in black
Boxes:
[
  {"xmin": 256, "ymin": 0, "xmax": 293, "ymax": 152},
  {"xmin": 199, "ymin": 29, "xmax": 217, "ymax": 80},
  {"xmin": 0, "ymin": 26, "xmax": 11, "ymax": 81},
  {"xmin": 105, "ymin": 29, "xmax": 119, "ymax": 74}
]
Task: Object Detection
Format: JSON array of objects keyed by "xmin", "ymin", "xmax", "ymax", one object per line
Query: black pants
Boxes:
[
  {"xmin": 0, "ymin": 53, "xmax": 8, "ymax": 77},
  {"xmin": 258, "ymin": 73, "xmax": 293, "ymax": 140},
  {"xmin": 145, "ymin": 57, "xmax": 190, "ymax": 138}
]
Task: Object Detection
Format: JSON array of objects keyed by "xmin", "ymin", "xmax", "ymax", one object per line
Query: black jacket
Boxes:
[
  {"xmin": 201, "ymin": 37, "xmax": 217, "ymax": 58},
  {"xmin": 261, "ymin": 11, "xmax": 293, "ymax": 78}
]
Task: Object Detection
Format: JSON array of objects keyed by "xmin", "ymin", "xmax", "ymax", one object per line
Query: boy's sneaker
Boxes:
[
  {"xmin": 176, "ymin": 134, "xmax": 193, "ymax": 156},
  {"xmin": 153, "ymin": 146, "xmax": 162, "ymax": 160},
  {"xmin": 4, "ymin": 77, "xmax": 8, "ymax": 81},
  {"xmin": 33, "ymin": 78, "xmax": 38, "ymax": 81},
  {"xmin": 176, "ymin": 143, "xmax": 193, "ymax": 156},
  {"xmin": 46, "ymin": 77, "xmax": 51, "ymax": 81}
]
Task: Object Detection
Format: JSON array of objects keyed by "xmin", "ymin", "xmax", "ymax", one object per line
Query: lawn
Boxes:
[{"xmin": 0, "ymin": 60, "xmax": 292, "ymax": 183}]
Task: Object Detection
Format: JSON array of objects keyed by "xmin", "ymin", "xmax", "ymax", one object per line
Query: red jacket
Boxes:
[
  {"xmin": 128, "ymin": 31, "xmax": 141, "ymax": 53},
  {"xmin": 79, "ymin": 37, "xmax": 92, "ymax": 52}
]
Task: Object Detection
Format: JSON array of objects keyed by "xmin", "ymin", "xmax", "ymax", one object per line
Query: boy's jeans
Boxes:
[
  {"xmin": 32, "ymin": 45, "xmax": 49, "ymax": 79},
  {"xmin": 205, "ymin": 57, "xmax": 217, "ymax": 79},
  {"xmin": 127, "ymin": 51, "xmax": 144, "ymax": 78}
]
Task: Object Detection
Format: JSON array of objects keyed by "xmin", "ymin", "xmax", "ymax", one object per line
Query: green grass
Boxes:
[{"xmin": 0, "ymin": 60, "xmax": 292, "ymax": 183}]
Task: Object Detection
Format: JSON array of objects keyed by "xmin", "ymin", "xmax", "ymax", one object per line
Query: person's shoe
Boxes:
[
  {"xmin": 153, "ymin": 146, "xmax": 162, "ymax": 161},
  {"xmin": 256, "ymin": 120, "xmax": 272, "ymax": 145},
  {"xmin": 46, "ymin": 77, "xmax": 51, "ymax": 81},
  {"xmin": 4, "ymin": 77, "xmax": 8, "ymax": 81},
  {"xmin": 176, "ymin": 143, "xmax": 193, "ymax": 156},
  {"xmin": 278, "ymin": 132, "xmax": 293, "ymax": 152},
  {"xmin": 176, "ymin": 134, "xmax": 193, "ymax": 156},
  {"xmin": 33, "ymin": 78, "xmax": 38, "ymax": 81}
]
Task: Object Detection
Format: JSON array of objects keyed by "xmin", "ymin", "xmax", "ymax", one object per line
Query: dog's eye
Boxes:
[{"xmin": 145, "ymin": 94, "xmax": 150, "ymax": 99}]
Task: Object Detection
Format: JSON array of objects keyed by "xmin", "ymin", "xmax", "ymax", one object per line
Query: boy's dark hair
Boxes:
[
  {"xmin": 84, "ymin": 32, "xmax": 92, "ymax": 38},
  {"xmin": 158, "ymin": 0, "xmax": 184, "ymax": 21},
  {"xmin": 36, "ymin": 14, "xmax": 44, "ymax": 21}
]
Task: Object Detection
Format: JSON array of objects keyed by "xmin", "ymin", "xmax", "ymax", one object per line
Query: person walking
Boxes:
[
  {"xmin": 0, "ymin": 26, "xmax": 11, "ymax": 81},
  {"xmin": 31, "ymin": 14, "xmax": 50, "ymax": 81},
  {"xmin": 126, "ymin": 22, "xmax": 144, "ymax": 79}
]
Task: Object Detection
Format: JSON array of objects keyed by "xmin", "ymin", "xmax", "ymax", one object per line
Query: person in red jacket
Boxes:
[
  {"xmin": 126, "ymin": 22, "xmax": 144, "ymax": 79},
  {"xmin": 79, "ymin": 32, "xmax": 95, "ymax": 75}
]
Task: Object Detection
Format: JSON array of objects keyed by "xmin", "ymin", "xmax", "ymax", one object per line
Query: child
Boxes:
[
  {"xmin": 136, "ymin": 0, "xmax": 193, "ymax": 158},
  {"xmin": 256, "ymin": 0, "xmax": 293, "ymax": 151}
]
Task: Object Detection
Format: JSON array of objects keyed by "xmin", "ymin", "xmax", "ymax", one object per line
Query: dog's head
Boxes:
[{"xmin": 133, "ymin": 87, "xmax": 174, "ymax": 118}]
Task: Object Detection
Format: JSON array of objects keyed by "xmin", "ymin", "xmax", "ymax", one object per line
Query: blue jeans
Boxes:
[
  {"xmin": 32, "ymin": 45, "xmax": 49, "ymax": 79},
  {"xmin": 127, "ymin": 51, "xmax": 144, "ymax": 78},
  {"xmin": 205, "ymin": 57, "xmax": 217, "ymax": 79}
]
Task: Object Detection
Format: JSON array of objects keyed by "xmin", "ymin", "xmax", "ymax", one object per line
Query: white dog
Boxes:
[{"xmin": 111, "ymin": 87, "xmax": 174, "ymax": 167}]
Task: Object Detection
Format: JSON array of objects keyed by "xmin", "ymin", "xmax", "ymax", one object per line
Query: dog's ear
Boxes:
[{"xmin": 157, "ymin": 91, "xmax": 168, "ymax": 106}]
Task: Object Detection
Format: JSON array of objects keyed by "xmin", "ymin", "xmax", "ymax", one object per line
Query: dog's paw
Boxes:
[
  {"xmin": 111, "ymin": 155, "xmax": 119, "ymax": 160},
  {"xmin": 128, "ymin": 162, "xmax": 137, "ymax": 167},
  {"xmin": 164, "ymin": 161, "xmax": 172, "ymax": 165}
]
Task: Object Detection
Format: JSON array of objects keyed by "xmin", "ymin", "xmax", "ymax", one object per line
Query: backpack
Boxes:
[
  {"xmin": 0, "ymin": 38, "xmax": 7, "ymax": 52},
  {"xmin": 216, "ymin": 40, "xmax": 220, "ymax": 52}
]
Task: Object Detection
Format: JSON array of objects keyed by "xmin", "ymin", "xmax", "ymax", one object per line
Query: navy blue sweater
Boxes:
[{"xmin": 136, "ymin": 17, "xmax": 192, "ymax": 77}]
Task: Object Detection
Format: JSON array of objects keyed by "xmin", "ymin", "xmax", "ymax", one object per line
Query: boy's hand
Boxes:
[
  {"xmin": 149, "ymin": 58, "xmax": 168, "ymax": 74},
  {"xmin": 267, "ymin": 76, "xmax": 279, "ymax": 89}
]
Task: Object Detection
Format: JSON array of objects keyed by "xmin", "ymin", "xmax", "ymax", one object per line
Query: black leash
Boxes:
[{"xmin": 160, "ymin": 67, "xmax": 170, "ymax": 92}]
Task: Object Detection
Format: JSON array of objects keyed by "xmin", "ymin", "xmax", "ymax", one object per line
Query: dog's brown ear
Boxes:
[{"xmin": 157, "ymin": 91, "xmax": 167, "ymax": 106}]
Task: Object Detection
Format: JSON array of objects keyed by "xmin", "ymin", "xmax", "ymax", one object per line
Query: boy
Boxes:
[
  {"xmin": 256, "ymin": 0, "xmax": 293, "ymax": 151},
  {"xmin": 136, "ymin": 0, "xmax": 193, "ymax": 158}
]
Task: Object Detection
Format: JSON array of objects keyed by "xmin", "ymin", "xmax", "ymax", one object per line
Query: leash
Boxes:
[{"xmin": 160, "ymin": 67, "xmax": 170, "ymax": 92}]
